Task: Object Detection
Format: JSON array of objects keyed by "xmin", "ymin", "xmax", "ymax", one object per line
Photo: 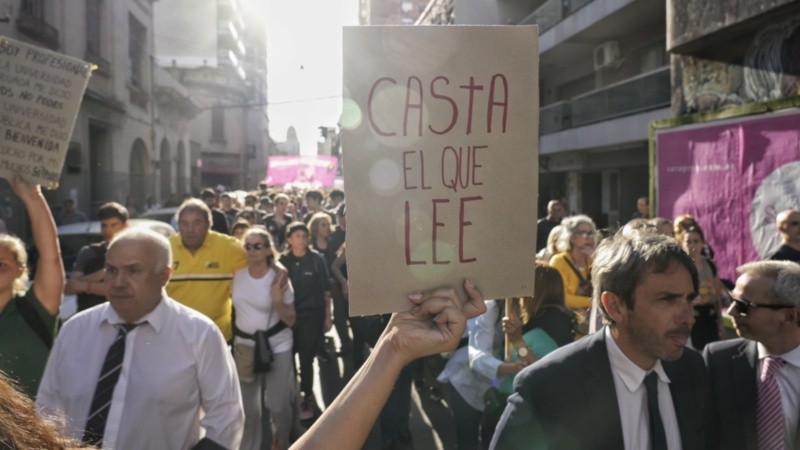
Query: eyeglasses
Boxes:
[
  {"xmin": 244, "ymin": 243, "xmax": 267, "ymax": 251},
  {"xmin": 729, "ymin": 296, "xmax": 796, "ymax": 316},
  {"xmin": 574, "ymin": 231, "xmax": 596, "ymax": 238}
]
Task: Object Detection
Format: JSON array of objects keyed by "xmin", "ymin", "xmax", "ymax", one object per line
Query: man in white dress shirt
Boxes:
[
  {"xmin": 37, "ymin": 228, "xmax": 244, "ymax": 450},
  {"xmin": 491, "ymin": 229, "xmax": 709, "ymax": 450}
]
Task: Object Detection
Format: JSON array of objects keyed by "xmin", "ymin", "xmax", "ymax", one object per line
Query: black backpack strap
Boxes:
[{"xmin": 16, "ymin": 297, "xmax": 53, "ymax": 349}]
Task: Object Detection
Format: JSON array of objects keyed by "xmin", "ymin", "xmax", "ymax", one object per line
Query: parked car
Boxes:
[
  {"xmin": 56, "ymin": 218, "xmax": 176, "ymax": 272},
  {"xmin": 29, "ymin": 219, "xmax": 176, "ymax": 319},
  {"xmin": 140, "ymin": 206, "xmax": 179, "ymax": 228}
]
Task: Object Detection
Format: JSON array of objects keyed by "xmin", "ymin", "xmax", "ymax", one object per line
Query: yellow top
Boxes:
[
  {"xmin": 549, "ymin": 251, "xmax": 592, "ymax": 310},
  {"xmin": 166, "ymin": 231, "xmax": 247, "ymax": 340}
]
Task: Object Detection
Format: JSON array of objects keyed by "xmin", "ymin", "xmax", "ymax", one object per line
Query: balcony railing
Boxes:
[
  {"xmin": 570, "ymin": 66, "xmax": 670, "ymax": 127},
  {"xmin": 521, "ymin": 0, "xmax": 595, "ymax": 32},
  {"xmin": 539, "ymin": 66, "xmax": 670, "ymax": 134},
  {"xmin": 520, "ymin": 0, "xmax": 563, "ymax": 32},
  {"xmin": 540, "ymin": 101, "xmax": 571, "ymax": 134},
  {"xmin": 16, "ymin": 10, "xmax": 59, "ymax": 49}
]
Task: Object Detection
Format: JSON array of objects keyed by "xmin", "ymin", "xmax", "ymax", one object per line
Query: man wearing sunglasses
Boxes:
[
  {"xmin": 770, "ymin": 209, "xmax": 800, "ymax": 263},
  {"xmin": 703, "ymin": 260, "xmax": 800, "ymax": 450}
]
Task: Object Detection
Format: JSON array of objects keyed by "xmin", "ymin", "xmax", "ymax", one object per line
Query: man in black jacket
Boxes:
[{"xmin": 492, "ymin": 230, "xmax": 709, "ymax": 450}]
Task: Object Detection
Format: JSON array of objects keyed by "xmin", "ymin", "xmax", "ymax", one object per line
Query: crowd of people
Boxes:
[{"xmin": 0, "ymin": 174, "xmax": 799, "ymax": 450}]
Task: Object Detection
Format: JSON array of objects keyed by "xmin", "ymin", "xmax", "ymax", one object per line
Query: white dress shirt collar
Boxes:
[
  {"xmin": 605, "ymin": 326, "xmax": 671, "ymax": 390},
  {"xmin": 99, "ymin": 295, "xmax": 167, "ymax": 333},
  {"xmin": 757, "ymin": 341, "xmax": 800, "ymax": 367}
]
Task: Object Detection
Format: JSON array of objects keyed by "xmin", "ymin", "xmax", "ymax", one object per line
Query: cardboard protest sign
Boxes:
[
  {"xmin": 342, "ymin": 26, "xmax": 539, "ymax": 316},
  {"xmin": 0, "ymin": 36, "xmax": 93, "ymax": 188}
]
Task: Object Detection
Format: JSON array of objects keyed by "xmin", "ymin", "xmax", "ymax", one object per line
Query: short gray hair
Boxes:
[
  {"xmin": 109, "ymin": 227, "xmax": 173, "ymax": 271},
  {"xmin": 557, "ymin": 215, "xmax": 596, "ymax": 251},
  {"xmin": 737, "ymin": 260, "xmax": 800, "ymax": 308}
]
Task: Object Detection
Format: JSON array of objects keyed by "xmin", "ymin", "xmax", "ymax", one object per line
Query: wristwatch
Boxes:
[{"xmin": 514, "ymin": 340, "xmax": 530, "ymax": 357}]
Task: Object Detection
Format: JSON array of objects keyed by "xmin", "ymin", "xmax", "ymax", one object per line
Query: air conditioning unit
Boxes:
[{"xmin": 593, "ymin": 41, "xmax": 621, "ymax": 70}]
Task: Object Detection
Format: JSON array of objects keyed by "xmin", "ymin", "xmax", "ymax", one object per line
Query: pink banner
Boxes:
[
  {"xmin": 657, "ymin": 110, "xmax": 800, "ymax": 281},
  {"xmin": 265, "ymin": 156, "xmax": 339, "ymax": 188}
]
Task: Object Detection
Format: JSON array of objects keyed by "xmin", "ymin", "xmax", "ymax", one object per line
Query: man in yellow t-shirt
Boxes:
[{"xmin": 167, "ymin": 199, "xmax": 247, "ymax": 341}]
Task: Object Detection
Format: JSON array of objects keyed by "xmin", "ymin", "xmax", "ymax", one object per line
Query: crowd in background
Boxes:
[{"xmin": 0, "ymin": 177, "xmax": 799, "ymax": 450}]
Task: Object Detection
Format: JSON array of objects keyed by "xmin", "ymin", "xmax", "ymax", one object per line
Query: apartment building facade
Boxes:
[
  {"xmin": 419, "ymin": 0, "xmax": 668, "ymax": 227},
  {"xmin": 418, "ymin": 0, "xmax": 800, "ymax": 229},
  {"xmin": 0, "ymin": 0, "xmax": 198, "ymax": 227},
  {"xmin": 154, "ymin": 0, "xmax": 271, "ymax": 194}
]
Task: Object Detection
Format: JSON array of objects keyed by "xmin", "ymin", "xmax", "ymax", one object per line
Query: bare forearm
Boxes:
[
  {"xmin": 64, "ymin": 269, "xmax": 105, "ymax": 294},
  {"xmin": 290, "ymin": 338, "xmax": 407, "ymax": 449},
  {"xmin": 19, "ymin": 183, "xmax": 63, "ymax": 313},
  {"xmin": 65, "ymin": 278, "xmax": 106, "ymax": 297},
  {"xmin": 275, "ymin": 301, "xmax": 296, "ymax": 327}
]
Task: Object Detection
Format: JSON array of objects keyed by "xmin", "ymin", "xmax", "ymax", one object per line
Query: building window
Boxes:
[
  {"xmin": 129, "ymin": 14, "xmax": 146, "ymax": 88},
  {"xmin": 211, "ymin": 107, "xmax": 225, "ymax": 142},
  {"xmin": 22, "ymin": 0, "xmax": 44, "ymax": 18},
  {"xmin": 86, "ymin": 0, "xmax": 102, "ymax": 56},
  {"xmin": 17, "ymin": 0, "xmax": 59, "ymax": 49}
]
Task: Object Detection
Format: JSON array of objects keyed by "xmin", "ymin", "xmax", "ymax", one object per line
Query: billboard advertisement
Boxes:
[{"xmin": 656, "ymin": 109, "xmax": 800, "ymax": 281}]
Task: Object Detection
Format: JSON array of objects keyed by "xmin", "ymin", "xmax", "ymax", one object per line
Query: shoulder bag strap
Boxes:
[
  {"xmin": 562, "ymin": 256, "xmax": 587, "ymax": 282},
  {"xmin": 16, "ymin": 297, "xmax": 53, "ymax": 349}
]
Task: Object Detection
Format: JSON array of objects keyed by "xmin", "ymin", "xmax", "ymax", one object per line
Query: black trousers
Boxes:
[{"xmin": 292, "ymin": 309, "xmax": 325, "ymax": 398}]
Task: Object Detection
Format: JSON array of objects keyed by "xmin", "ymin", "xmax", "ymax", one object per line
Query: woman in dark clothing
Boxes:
[
  {"xmin": 516, "ymin": 263, "xmax": 576, "ymax": 348},
  {"xmin": 679, "ymin": 226, "xmax": 725, "ymax": 349}
]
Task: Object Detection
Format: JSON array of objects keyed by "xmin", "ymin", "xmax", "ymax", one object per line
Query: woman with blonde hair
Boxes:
[
  {"xmin": 0, "ymin": 173, "xmax": 63, "ymax": 398},
  {"xmin": 309, "ymin": 212, "xmax": 336, "ymax": 268},
  {"xmin": 232, "ymin": 227, "xmax": 296, "ymax": 449},
  {"xmin": 535, "ymin": 225, "xmax": 563, "ymax": 263}
]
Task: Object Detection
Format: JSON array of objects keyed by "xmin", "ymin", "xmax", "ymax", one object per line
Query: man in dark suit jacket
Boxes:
[
  {"xmin": 703, "ymin": 260, "xmax": 800, "ymax": 450},
  {"xmin": 491, "ymin": 230, "xmax": 709, "ymax": 450}
]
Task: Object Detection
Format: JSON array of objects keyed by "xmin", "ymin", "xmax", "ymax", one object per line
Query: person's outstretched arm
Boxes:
[
  {"xmin": 290, "ymin": 279, "xmax": 486, "ymax": 450},
  {"xmin": 10, "ymin": 173, "xmax": 63, "ymax": 315}
]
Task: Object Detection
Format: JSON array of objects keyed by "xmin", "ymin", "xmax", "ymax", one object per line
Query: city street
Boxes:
[{"xmin": 310, "ymin": 335, "xmax": 458, "ymax": 450}]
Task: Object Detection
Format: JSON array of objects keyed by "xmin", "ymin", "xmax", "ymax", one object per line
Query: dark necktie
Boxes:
[
  {"xmin": 644, "ymin": 372, "xmax": 668, "ymax": 450},
  {"xmin": 82, "ymin": 323, "xmax": 142, "ymax": 446}
]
